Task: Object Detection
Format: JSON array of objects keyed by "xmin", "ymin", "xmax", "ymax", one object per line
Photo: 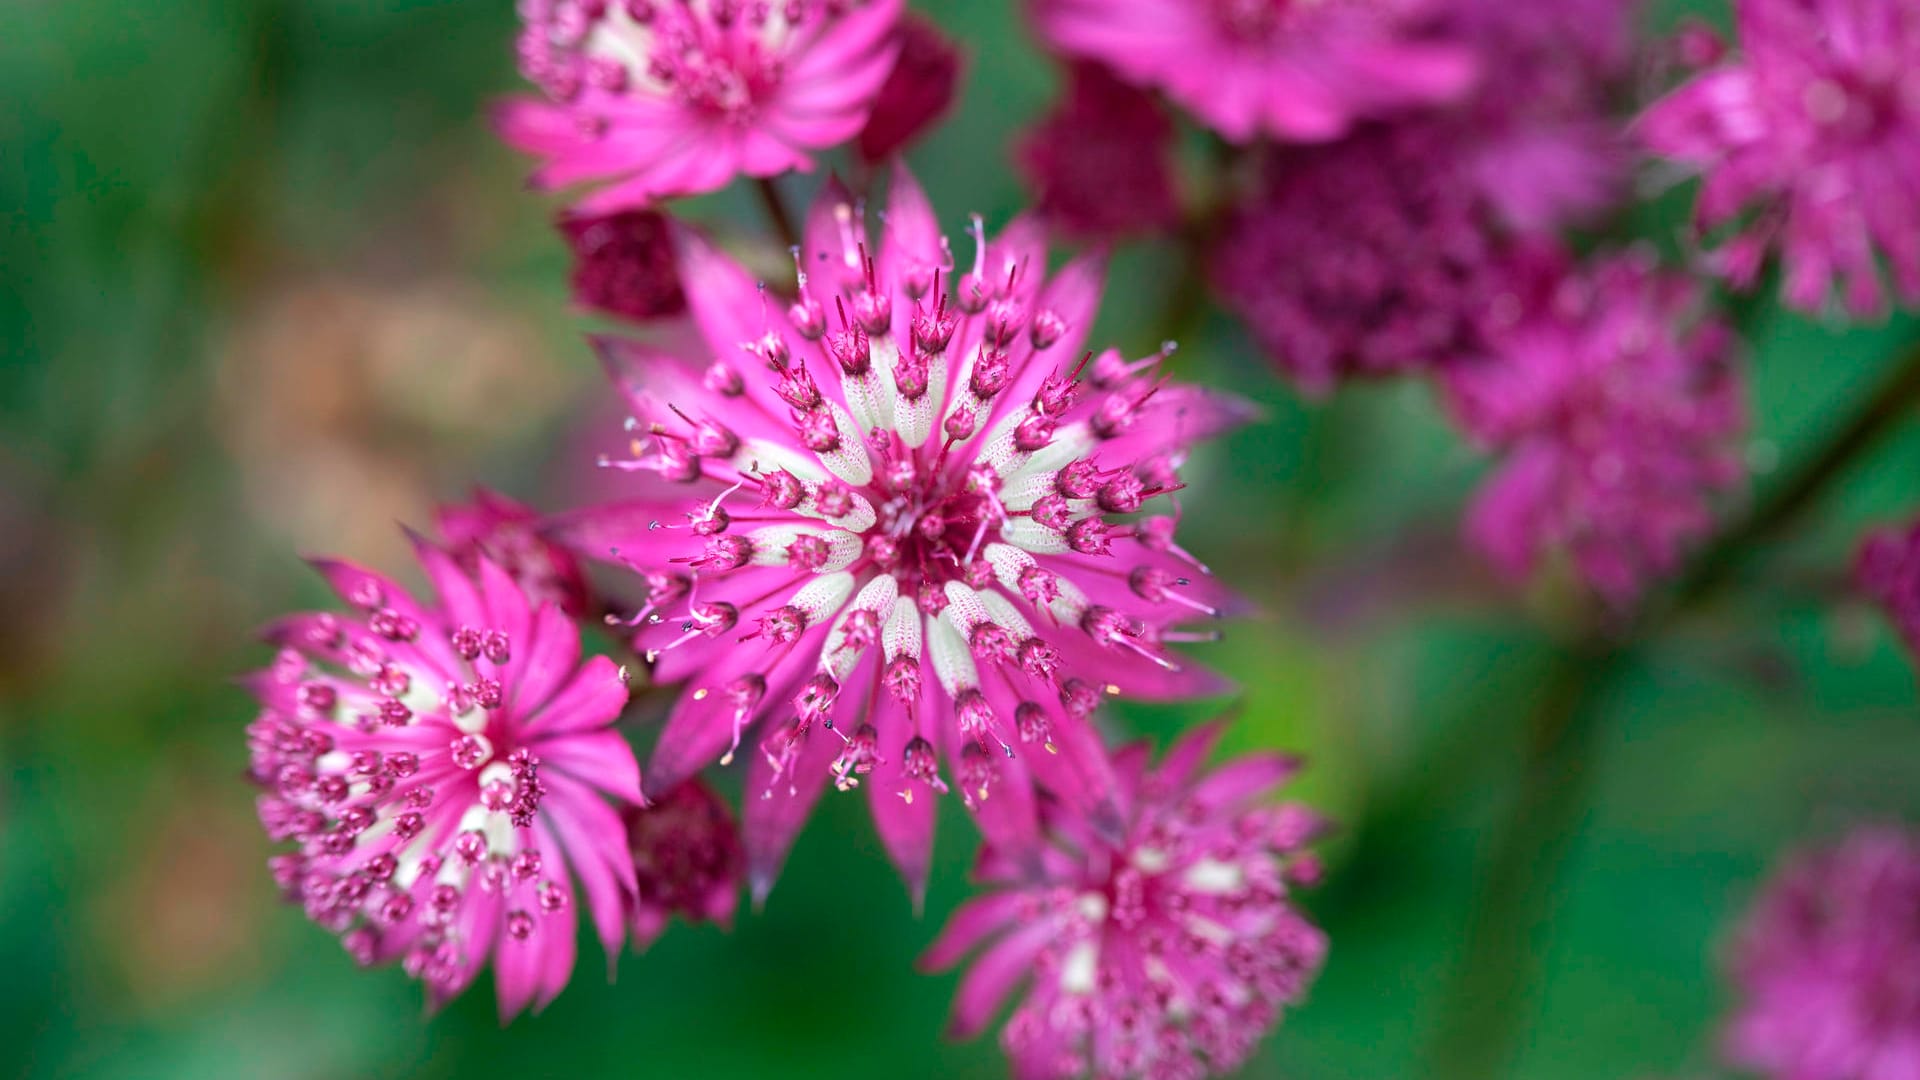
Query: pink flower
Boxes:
[
  {"xmin": 559, "ymin": 209, "xmax": 687, "ymax": 324},
  {"xmin": 1442, "ymin": 251, "xmax": 1747, "ymax": 605},
  {"xmin": 922, "ymin": 724, "xmax": 1329, "ymax": 1080},
  {"xmin": 437, "ymin": 488, "xmax": 594, "ymax": 619},
  {"xmin": 1722, "ymin": 827, "xmax": 1920, "ymax": 1080},
  {"xmin": 1016, "ymin": 62, "xmax": 1182, "ymax": 241},
  {"xmin": 244, "ymin": 536, "xmax": 643, "ymax": 1019},
  {"xmin": 499, "ymin": 0, "xmax": 905, "ymax": 213},
  {"xmin": 625, "ymin": 778, "xmax": 742, "ymax": 950},
  {"xmin": 1639, "ymin": 0, "xmax": 1920, "ymax": 317},
  {"xmin": 1858, "ymin": 514, "xmax": 1920, "ymax": 668},
  {"xmin": 1210, "ymin": 0, "xmax": 1633, "ymax": 394},
  {"xmin": 1029, "ymin": 0, "xmax": 1477, "ymax": 143},
  {"xmin": 1210, "ymin": 123, "xmax": 1513, "ymax": 394},
  {"xmin": 549, "ymin": 163, "xmax": 1252, "ymax": 902},
  {"xmin": 855, "ymin": 13, "xmax": 965, "ymax": 164}
]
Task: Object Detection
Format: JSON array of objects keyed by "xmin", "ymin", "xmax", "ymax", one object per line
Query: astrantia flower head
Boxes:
[
  {"xmin": 1211, "ymin": 122, "xmax": 1509, "ymax": 394},
  {"xmin": 499, "ymin": 0, "xmax": 905, "ymax": 213},
  {"xmin": 1442, "ymin": 250, "xmax": 1747, "ymax": 605},
  {"xmin": 1639, "ymin": 0, "xmax": 1920, "ymax": 316},
  {"xmin": 1016, "ymin": 62, "xmax": 1182, "ymax": 241},
  {"xmin": 1858, "ymin": 514, "xmax": 1920, "ymax": 667},
  {"xmin": 625, "ymin": 777, "xmax": 742, "ymax": 949},
  {"xmin": 922, "ymin": 724, "xmax": 1329, "ymax": 1080},
  {"xmin": 1210, "ymin": 0, "xmax": 1634, "ymax": 393},
  {"xmin": 438, "ymin": 488, "xmax": 593, "ymax": 619},
  {"xmin": 1029, "ymin": 0, "xmax": 1477, "ymax": 143},
  {"xmin": 1723, "ymin": 826, "xmax": 1920, "ymax": 1080},
  {"xmin": 560, "ymin": 209, "xmax": 687, "ymax": 324},
  {"xmin": 245, "ymin": 537, "xmax": 642, "ymax": 1019},
  {"xmin": 551, "ymin": 164, "xmax": 1251, "ymax": 901}
]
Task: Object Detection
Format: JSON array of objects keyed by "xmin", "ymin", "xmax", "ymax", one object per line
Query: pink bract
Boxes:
[
  {"xmin": 245, "ymin": 536, "xmax": 643, "ymax": 1020},
  {"xmin": 1639, "ymin": 0, "xmax": 1920, "ymax": 316},
  {"xmin": 922, "ymin": 724, "xmax": 1329, "ymax": 1080},
  {"xmin": 499, "ymin": 0, "xmax": 905, "ymax": 213},
  {"xmin": 1029, "ymin": 0, "xmax": 1477, "ymax": 143},
  {"xmin": 550, "ymin": 163, "xmax": 1252, "ymax": 903}
]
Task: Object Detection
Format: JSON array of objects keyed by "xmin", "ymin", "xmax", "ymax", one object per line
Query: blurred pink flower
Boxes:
[
  {"xmin": 855, "ymin": 13, "xmax": 964, "ymax": 163},
  {"xmin": 1016, "ymin": 62, "xmax": 1182, "ymax": 241},
  {"xmin": 499, "ymin": 0, "xmax": 904, "ymax": 213},
  {"xmin": 548, "ymin": 163, "xmax": 1252, "ymax": 903},
  {"xmin": 1211, "ymin": 122, "xmax": 1510, "ymax": 394},
  {"xmin": 1210, "ymin": 0, "xmax": 1634, "ymax": 394},
  {"xmin": 560, "ymin": 209, "xmax": 687, "ymax": 323},
  {"xmin": 437, "ymin": 487, "xmax": 593, "ymax": 618},
  {"xmin": 1442, "ymin": 251, "xmax": 1747, "ymax": 605},
  {"xmin": 1029, "ymin": 0, "xmax": 1476, "ymax": 143},
  {"xmin": 625, "ymin": 778, "xmax": 742, "ymax": 950},
  {"xmin": 1723, "ymin": 827, "xmax": 1920, "ymax": 1080},
  {"xmin": 245, "ymin": 539, "xmax": 643, "ymax": 1020},
  {"xmin": 1858, "ymin": 514, "xmax": 1920, "ymax": 667},
  {"xmin": 922, "ymin": 724, "xmax": 1329, "ymax": 1080},
  {"xmin": 1639, "ymin": 0, "xmax": 1920, "ymax": 317}
]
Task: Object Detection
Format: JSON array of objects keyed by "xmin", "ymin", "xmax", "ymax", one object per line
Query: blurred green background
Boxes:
[{"xmin": 4, "ymin": 1, "xmax": 1918, "ymax": 1077}]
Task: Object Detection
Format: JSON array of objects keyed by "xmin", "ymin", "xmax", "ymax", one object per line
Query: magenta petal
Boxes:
[
  {"xmin": 494, "ymin": 912, "xmax": 542, "ymax": 1023},
  {"xmin": 1188, "ymin": 751, "xmax": 1302, "ymax": 813},
  {"xmin": 529, "ymin": 818, "xmax": 582, "ymax": 1011},
  {"xmin": 946, "ymin": 920, "xmax": 1052, "ymax": 1039},
  {"xmin": 741, "ymin": 729, "xmax": 840, "ymax": 905},
  {"xmin": 919, "ymin": 891, "xmax": 1026, "ymax": 971},
  {"xmin": 864, "ymin": 694, "xmax": 935, "ymax": 902},
  {"xmin": 541, "ymin": 772, "xmax": 638, "ymax": 964},
  {"xmin": 1152, "ymin": 721, "xmax": 1226, "ymax": 794},
  {"xmin": 408, "ymin": 529, "xmax": 487, "ymax": 633},
  {"xmin": 511, "ymin": 603, "xmax": 582, "ymax": 718},
  {"xmin": 535, "ymin": 728, "xmax": 645, "ymax": 806},
  {"xmin": 522, "ymin": 655, "xmax": 629, "ymax": 739}
]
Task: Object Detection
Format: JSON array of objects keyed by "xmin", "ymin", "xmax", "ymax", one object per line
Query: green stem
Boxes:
[
  {"xmin": 754, "ymin": 176, "xmax": 800, "ymax": 252},
  {"xmin": 1428, "ymin": 336, "xmax": 1920, "ymax": 1079}
]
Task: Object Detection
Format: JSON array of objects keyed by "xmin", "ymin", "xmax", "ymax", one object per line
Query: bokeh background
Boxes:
[{"xmin": 5, "ymin": 1, "xmax": 1919, "ymax": 1077}]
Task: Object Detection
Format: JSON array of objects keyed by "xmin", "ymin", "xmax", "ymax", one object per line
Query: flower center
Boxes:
[{"xmin": 520, "ymin": 0, "xmax": 862, "ymax": 121}]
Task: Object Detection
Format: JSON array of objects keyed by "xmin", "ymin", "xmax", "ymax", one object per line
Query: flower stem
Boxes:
[
  {"xmin": 1427, "ymin": 335, "xmax": 1920, "ymax": 1080},
  {"xmin": 754, "ymin": 176, "xmax": 800, "ymax": 252}
]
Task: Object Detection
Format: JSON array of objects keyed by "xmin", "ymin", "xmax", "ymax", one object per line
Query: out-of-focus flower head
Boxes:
[
  {"xmin": 922, "ymin": 724, "xmax": 1329, "ymax": 1079},
  {"xmin": 500, "ymin": 0, "xmax": 905, "ymax": 213},
  {"xmin": 438, "ymin": 488, "xmax": 593, "ymax": 619},
  {"xmin": 1015, "ymin": 62, "xmax": 1182, "ymax": 242},
  {"xmin": 561, "ymin": 209, "xmax": 687, "ymax": 323},
  {"xmin": 1210, "ymin": 0, "xmax": 1636, "ymax": 394},
  {"xmin": 624, "ymin": 777, "xmax": 742, "ymax": 950},
  {"xmin": 244, "ymin": 538, "xmax": 643, "ymax": 1019},
  {"xmin": 1029, "ymin": 0, "xmax": 1477, "ymax": 143},
  {"xmin": 1639, "ymin": 0, "xmax": 1920, "ymax": 317},
  {"xmin": 1722, "ymin": 826, "xmax": 1920, "ymax": 1080},
  {"xmin": 1858, "ymin": 514, "xmax": 1920, "ymax": 667},
  {"xmin": 1442, "ymin": 250, "xmax": 1747, "ymax": 606},
  {"xmin": 856, "ymin": 13, "xmax": 965, "ymax": 164},
  {"xmin": 549, "ymin": 163, "xmax": 1252, "ymax": 903}
]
